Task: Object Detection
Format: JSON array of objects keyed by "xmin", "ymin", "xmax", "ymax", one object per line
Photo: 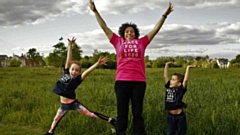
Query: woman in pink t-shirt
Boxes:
[{"xmin": 90, "ymin": 1, "xmax": 173, "ymax": 135}]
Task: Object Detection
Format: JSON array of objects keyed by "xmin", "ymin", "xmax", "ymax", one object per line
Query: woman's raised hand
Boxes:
[
  {"xmin": 90, "ymin": 0, "xmax": 97, "ymax": 12},
  {"xmin": 164, "ymin": 2, "xmax": 174, "ymax": 16}
]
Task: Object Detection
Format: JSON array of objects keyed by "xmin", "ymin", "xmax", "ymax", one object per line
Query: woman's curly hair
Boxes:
[{"xmin": 118, "ymin": 22, "xmax": 140, "ymax": 39}]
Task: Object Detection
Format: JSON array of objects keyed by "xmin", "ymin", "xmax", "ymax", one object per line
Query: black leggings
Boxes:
[{"xmin": 115, "ymin": 81, "xmax": 146, "ymax": 135}]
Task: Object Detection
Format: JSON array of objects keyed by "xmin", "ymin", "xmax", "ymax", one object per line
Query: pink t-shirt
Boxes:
[{"xmin": 110, "ymin": 33, "xmax": 150, "ymax": 82}]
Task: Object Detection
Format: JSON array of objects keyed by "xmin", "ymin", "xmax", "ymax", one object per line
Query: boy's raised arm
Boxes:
[
  {"xmin": 183, "ymin": 65, "xmax": 195, "ymax": 88},
  {"xmin": 164, "ymin": 61, "xmax": 174, "ymax": 83},
  {"xmin": 65, "ymin": 37, "xmax": 76, "ymax": 69},
  {"xmin": 81, "ymin": 57, "xmax": 109, "ymax": 80}
]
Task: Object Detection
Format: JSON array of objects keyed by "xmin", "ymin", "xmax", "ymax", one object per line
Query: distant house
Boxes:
[
  {"xmin": 10, "ymin": 53, "xmax": 30, "ymax": 67},
  {"xmin": 216, "ymin": 58, "xmax": 230, "ymax": 68},
  {"xmin": 0, "ymin": 55, "xmax": 8, "ymax": 67}
]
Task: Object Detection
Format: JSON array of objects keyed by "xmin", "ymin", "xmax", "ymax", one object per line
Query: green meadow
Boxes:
[{"xmin": 0, "ymin": 67, "xmax": 239, "ymax": 135}]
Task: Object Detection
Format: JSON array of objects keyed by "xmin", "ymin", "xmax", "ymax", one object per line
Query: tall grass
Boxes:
[{"xmin": 0, "ymin": 67, "xmax": 239, "ymax": 135}]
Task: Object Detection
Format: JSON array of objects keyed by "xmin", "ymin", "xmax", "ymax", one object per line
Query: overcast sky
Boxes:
[{"xmin": 0, "ymin": 0, "xmax": 239, "ymax": 60}]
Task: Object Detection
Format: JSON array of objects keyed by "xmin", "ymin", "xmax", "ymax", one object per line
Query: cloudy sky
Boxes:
[{"xmin": 0, "ymin": 0, "xmax": 239, "ymax": 60}]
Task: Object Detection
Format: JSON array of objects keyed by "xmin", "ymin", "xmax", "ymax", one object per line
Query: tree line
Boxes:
[{"xmin": 7, "ymin": 40, "xmax": 240, "ymax": 68}]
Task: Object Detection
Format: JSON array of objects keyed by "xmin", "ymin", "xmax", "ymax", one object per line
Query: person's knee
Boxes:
[
  {"xmin": 53, "ymin": 115, "xmax": 62, "ymax": 122},
  {"xmin": 132, "ymin": 110, "xmax": 143, "ymax": 119}
]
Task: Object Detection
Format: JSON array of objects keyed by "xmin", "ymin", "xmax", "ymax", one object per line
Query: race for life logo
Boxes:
[{"xmin": 122, "ymin": 40, "xmax": 141, "ymax": 59}]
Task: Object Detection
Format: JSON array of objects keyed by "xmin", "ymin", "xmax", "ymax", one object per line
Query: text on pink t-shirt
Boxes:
[{"xmin": 110, "ymin": 33, "xmax": 150, "ymax": 82}]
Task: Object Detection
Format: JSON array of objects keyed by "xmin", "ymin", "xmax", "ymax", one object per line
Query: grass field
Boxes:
[{"xmin": 0, "ymin": 67, "xmax": 239, "ymax": 135}]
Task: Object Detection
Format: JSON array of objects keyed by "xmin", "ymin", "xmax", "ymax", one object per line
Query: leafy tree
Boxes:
[
  {"xmin": 46, "ymin": 38, "xmax": 83, "ymax": 67},
  {"xmin": 231, "ymin": 63, "xmax": 240, "ymax": 68},
  {"xmin": 105, "ymin": 52, "xmax": 117, "ymax": 69},
  {"xmin": 211, "ymin": 61, "xmax": 219, "ymax": 68},
  {"xmin": 230, "ymin": 54, "xmax": 240, "ymax": 64},
  {"xmin": 72, "ymin": 43, "xmax": 82, "ymax": 61},
  {"xmin": 152, "ymin": 61, "xmax": 159, "ymax": 68},
  {"xmin": 174, "ymin": 56, "xmax": 186, "ymax": 67},
  {"xmin": 80, "ymin": 56, "xmax": 92, "ymax": 68},
  {"xmin": 205, "ymin": 55, "xmax": 209, "ymax": 59},
  {"xmin": 46, "ymin": 53, "xmax": 62, "ymax": 67},
  {"xmin": 91, "ymin": 49, "xmax": 116, "ymax": 69},
  {"xmin": 236, "ymin": 54, "xmax": 240, "ymax": 59},
  {"xmin": 235, "ymin": 54, "xmax": 240, "ymax": 63},
  {"xmin": 9, "ymin": 59, "xmax": 21, "ymax": 67},
  {"xmin": 144, "ymin": 55, "xmax": 152, "ymax": 68},
  {"xmin": 47, "ymin": 42, "xmax": 66, "ymax": 67},
  {"xmin": 108, "ymin": 53, "xmax": 117, "ymax": 62},
  {"xmin": 38, "ymin": 53, "xmax": 47, "ymax": 66},
  {"xmin": 153, "ymin": 57, "xmax": 167, "ymax": 68},
  {"xmin": 90, "ymin": 49, "xmax": 103, "ymax": 64},
  {"xmin": 165, "ymin": 56, "xmax": 175, "ymax": 62},
  {"xmin": 26, "ymin": 48, "xmax": 41, "ymax": 66},
  {"xmin": 144, "ymin": 55, "xmax": 150, "ymax": 63}
]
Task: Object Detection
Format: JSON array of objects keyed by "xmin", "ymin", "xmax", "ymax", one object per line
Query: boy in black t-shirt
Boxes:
[
  {"xmin": 164, "ymin": 62, "xmax": 195, "ymax": 135},
  {"xmin": 44, "ymin": 37, "xmax": 116, "ymax": 135}
]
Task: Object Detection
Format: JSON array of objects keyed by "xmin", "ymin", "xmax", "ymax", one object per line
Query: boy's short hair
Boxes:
[
  {"xmin": 173, "ymin": 73, "xmax": 184, "ymax": 83},
  {"xmin": 71, "ymin": 60, "xmax": 81, "ymax": 69},
  {"xmin": 118, "ymin": 22, "xmax": 140, "ymax": 39}
]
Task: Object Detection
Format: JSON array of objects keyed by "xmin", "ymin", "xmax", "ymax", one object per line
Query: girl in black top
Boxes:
[{"xmin": 44, "ymin": 37, "xmax": 116, "ymax": 135}]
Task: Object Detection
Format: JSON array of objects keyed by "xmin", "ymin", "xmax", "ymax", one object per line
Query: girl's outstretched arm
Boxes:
[{"xmin": 81, "ymin": 57, "xmax": 108, "ymax": 80}]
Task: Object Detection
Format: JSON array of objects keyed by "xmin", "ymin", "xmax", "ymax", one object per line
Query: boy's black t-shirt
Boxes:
[
  {"xmin": 165, "ymin": 81, "xmax": 187, "ymax": 110},
  {"xmin": 52, "ymin": 68, "xmax": 82, "ymax": 99}
]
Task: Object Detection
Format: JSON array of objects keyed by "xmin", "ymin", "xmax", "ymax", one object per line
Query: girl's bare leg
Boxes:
[{"xmin": 48, "ymin": 108, "xmax": 67, "ymax": 133}]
